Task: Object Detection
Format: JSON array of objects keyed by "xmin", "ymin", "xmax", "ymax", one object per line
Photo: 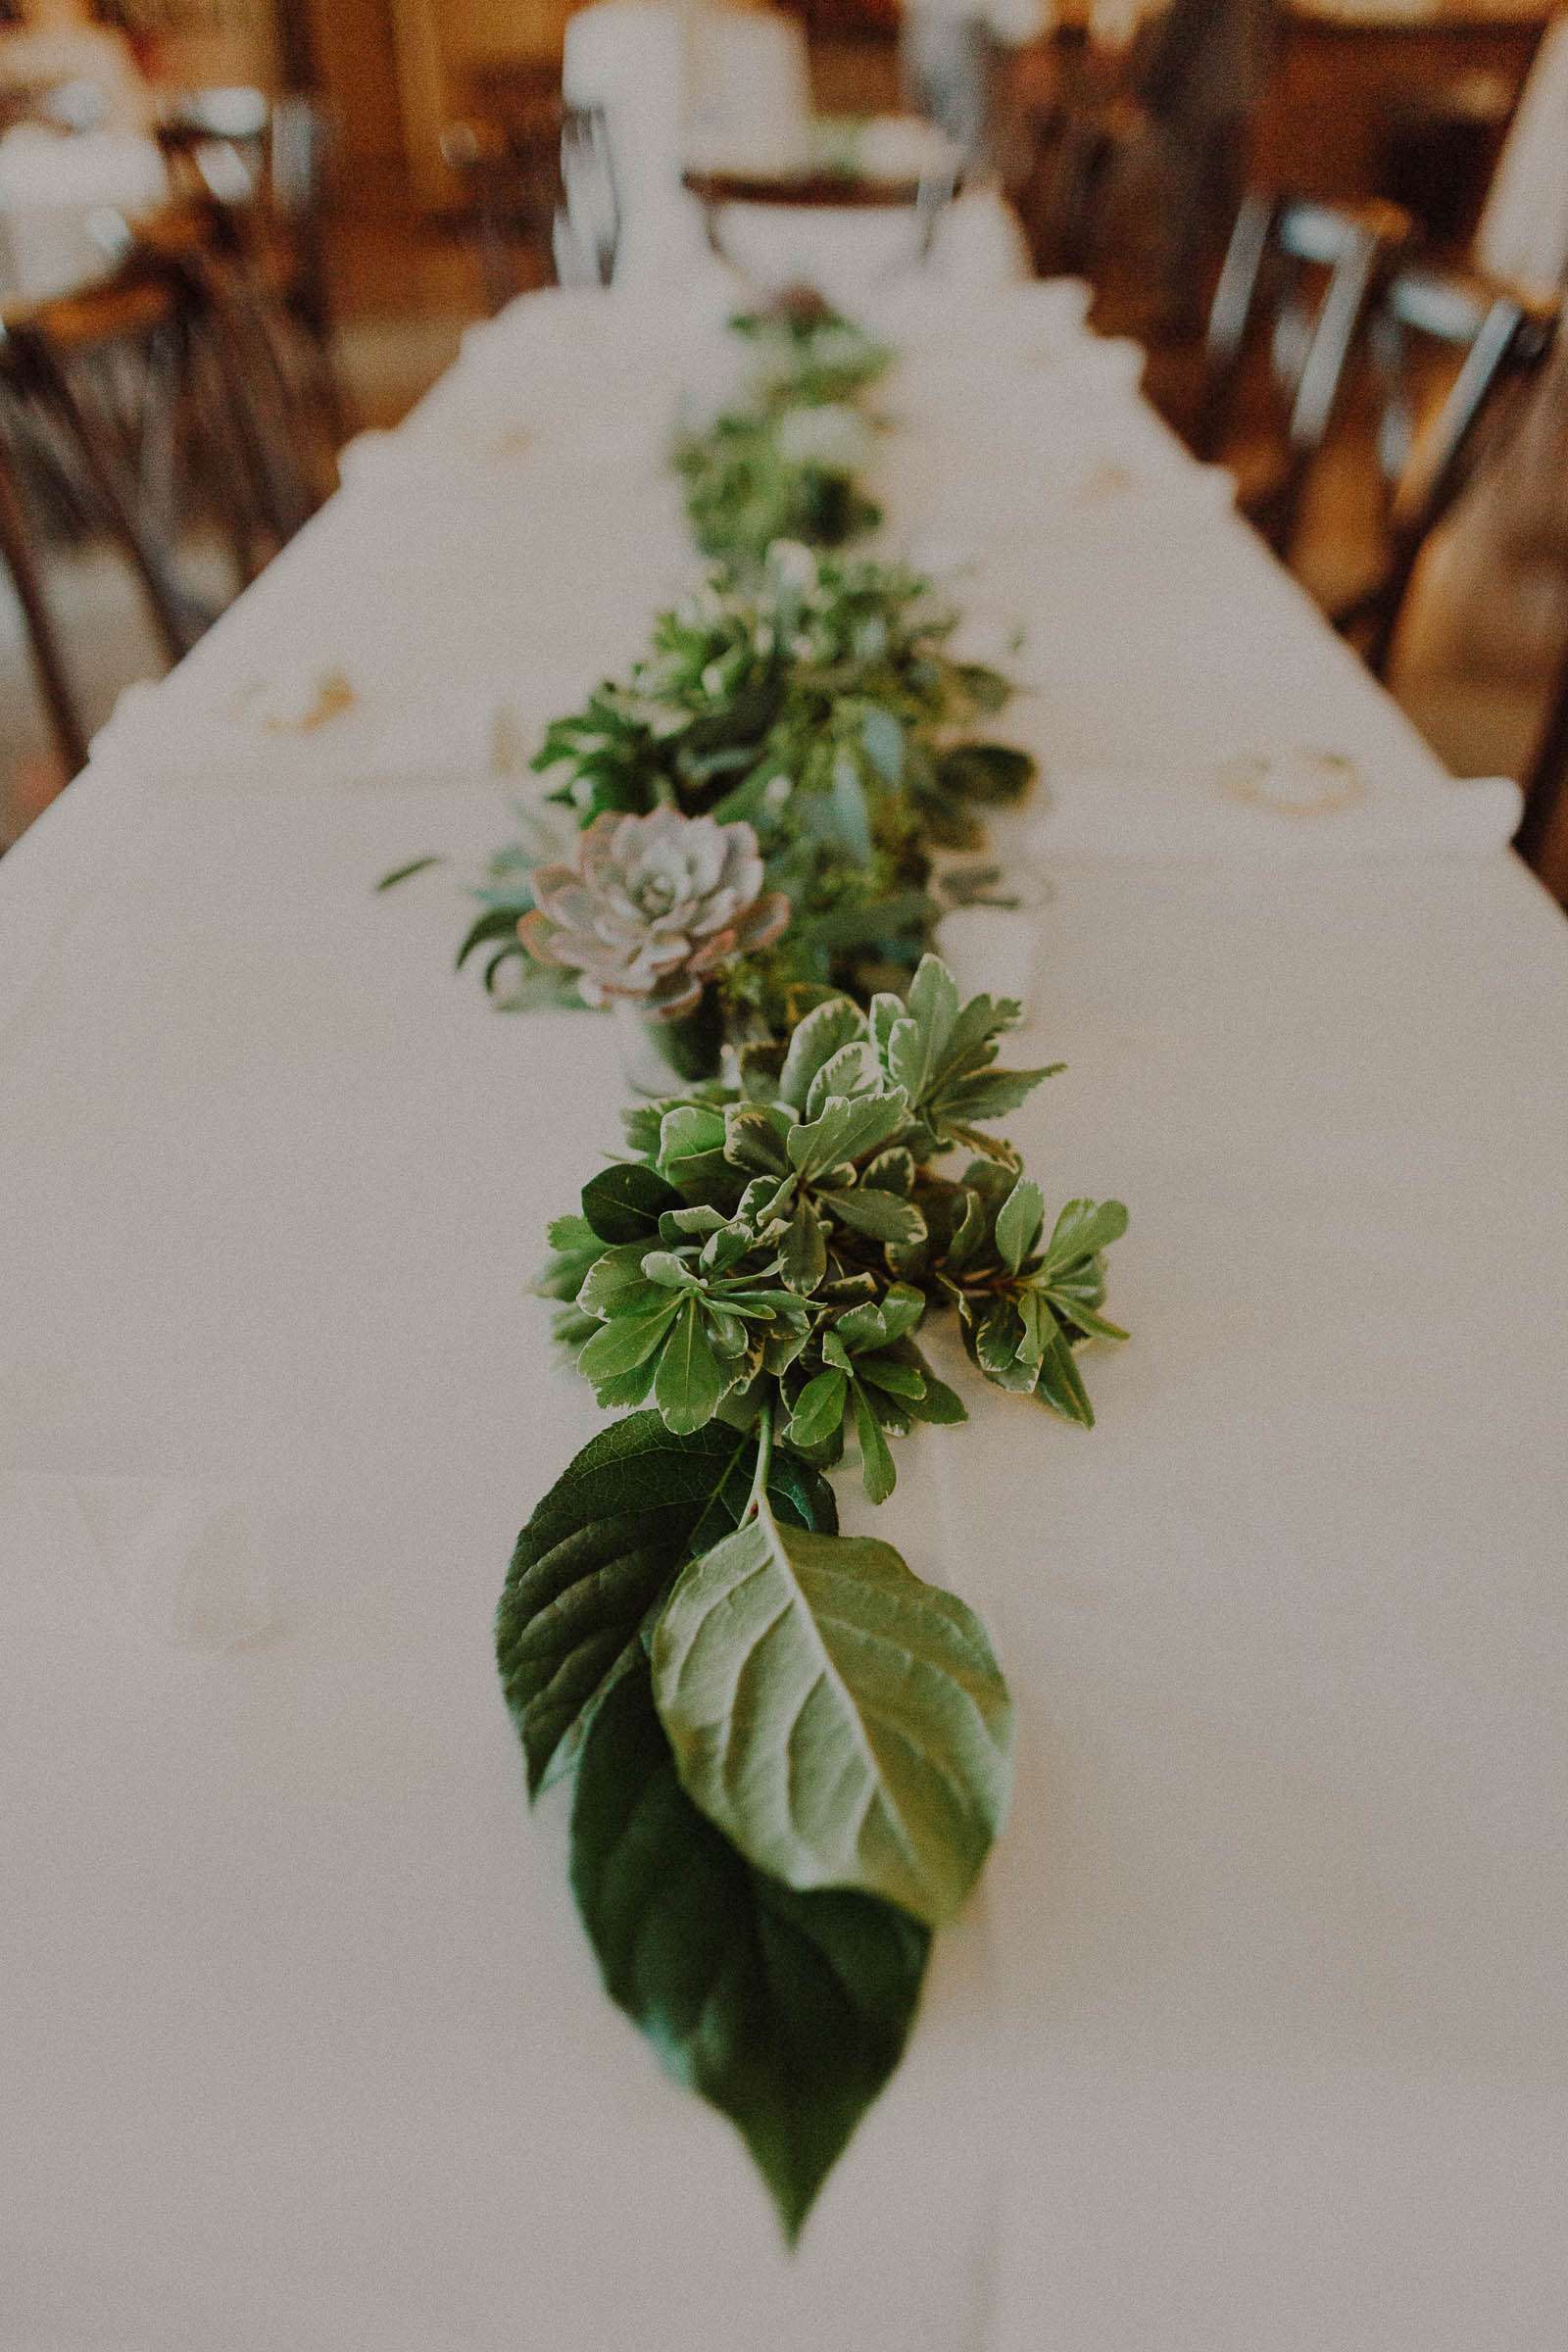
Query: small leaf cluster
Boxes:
[
  {"xmin": 673, "ymin": 304, "xmax": 892, "ymax": 567},
  {"xmin": 537, "ymin": 956, "xmax": 1127, "ymax": 1496},
  {"xmin": 506, "ymin": 555, "xmax": 1034, "ymax": 1025}
]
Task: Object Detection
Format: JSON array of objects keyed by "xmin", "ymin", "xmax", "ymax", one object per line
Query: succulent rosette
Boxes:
[{"xmin": 517, "ymin": 807, "xmax": 789, "ymax": 1019}]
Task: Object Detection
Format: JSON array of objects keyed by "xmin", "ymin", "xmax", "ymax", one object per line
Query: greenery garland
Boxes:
[
  {"xmin": 503, "ymin": 956, "xmax": 1126, "ymax": 2236},
  {"xmin": 392, "ymin": 295, "xmax": 1130, "ymax": 2234}
]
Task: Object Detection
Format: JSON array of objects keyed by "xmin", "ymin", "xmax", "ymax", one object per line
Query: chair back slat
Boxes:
[
  {"xmin": 1515, "ymin": 641, "xmax": 1568, "ymax": 876},
  {"xmin": 1196, "ymin": 192, "xmax": 1414, "ymax": 559},
  {"xmin": 1338, "ymin": 268, "xmax": 1559, "ymax": 677},
  {"xmin": 0, "ymin": 215, "xmax": 329, "ymax": 778}
]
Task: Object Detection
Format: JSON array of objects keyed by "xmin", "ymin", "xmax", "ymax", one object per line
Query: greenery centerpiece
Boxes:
[
  {"xmin": 502, "ymin": 954, "xmax": 1126, "ymax": 2235},
  {"xmin": 672, "ymin": 289, "xmax": 894, "ymax": 567},
  {"xmin": 380, "ymin": 293, "xmax": 1130, "ymax": 2234},
  {"xmin": 461, "ymin": 545, "xmax": 1036, "ymax": 1070}
]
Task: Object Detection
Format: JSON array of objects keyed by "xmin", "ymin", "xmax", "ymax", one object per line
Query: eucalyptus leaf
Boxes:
[
  {"xmin": 569, "ymin": 1662, "xmax": 929, "ymax": 2241},
  {"xmin": 653, "ymin": 1500, "xmax": 1013, "ymax": 1927}
]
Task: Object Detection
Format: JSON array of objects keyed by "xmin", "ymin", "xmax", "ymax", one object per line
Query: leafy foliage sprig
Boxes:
[
  {"xmin": 673, "ymin": 296, "xmax": 894, "ymax": 568},
  {"xmin": 451, "ymin": 297, "xmax": 1033, "ymax": 1030},
  {"xmin": 501, "ymin": 956, "xmax": 1127, "ymax": 2234},
  {"xmin": 468, "ymin": 549, "xmax": 1036, "ymax": 1028}
]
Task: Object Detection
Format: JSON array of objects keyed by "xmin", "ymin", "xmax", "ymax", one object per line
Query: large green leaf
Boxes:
[
  {"xmin": 497, "ymin": 1415, "xmax": 834, "ymax": 1795},
  {"xmin": 652, "ymin": 1502, "xmax": 1013, "ymax": 1927},
  {"xmin": 570, "ymin": 1662, "xmax": 930, "ymax": 2241}
]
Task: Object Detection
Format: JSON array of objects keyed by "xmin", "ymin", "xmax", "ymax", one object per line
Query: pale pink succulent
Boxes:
[{"xmin": 518, "ymin": 808, "xmax": 790, "ymax": 1019}]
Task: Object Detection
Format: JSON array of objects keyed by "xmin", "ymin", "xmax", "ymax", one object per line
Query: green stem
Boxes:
[{"xmin": 744, "ymin": 1392, "xmax": 776, "ymax": 1523}]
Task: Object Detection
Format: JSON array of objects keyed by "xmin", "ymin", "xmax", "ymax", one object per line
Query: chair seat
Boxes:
[{"xmin": 682, "ymin": 169, "xmax": 928, "ymax": 210}]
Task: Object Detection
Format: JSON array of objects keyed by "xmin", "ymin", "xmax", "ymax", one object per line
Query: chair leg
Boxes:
[
  {"xmin": 1192, "ymin": 191, "xmax": 1279, "ymax": 461},
  {"xmin": 0, "ymin": 444, "xmax": 89, "ymax": 775},
  {"xmin": 21, "ymin": 342, "xmax": 203, "ymax": 664},
  {"xmin": 193, "ymin": 267, "xmax": 317, "ymax": 547},
  {"xmin": 1514, "ymin": 642, "xmax": 1568, "ymax": 878},
  {"xmin": 1268, "ymin": 228, "xmax": 1382, "ymax": 562}
]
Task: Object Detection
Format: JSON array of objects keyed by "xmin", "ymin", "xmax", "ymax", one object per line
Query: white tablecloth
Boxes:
[{"xmin": 3, "ymin": 280, "xmax": 1566, "ymax": 2351}]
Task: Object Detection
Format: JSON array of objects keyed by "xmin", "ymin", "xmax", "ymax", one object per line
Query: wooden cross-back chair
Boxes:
[
  {"xmin": 440, "ymin": 98, "xmax": 616, "ymax": 308},
  {"xmin": 1334, "ymin": 267, "xmax": 1560, "ymax": 678},
  {"xmin": 1514, "ymin": 640, "xmax": 1568, "ymax": 882},
  {"xmin": 0, "ymin": 229, "xmax": 311, "ymax": 776},
  {"xmin": 1193, "ymin": 192, "xmax": 1416, "ymax": 559},
  {"xmin": 157, "ymin": 86, "xmax": 343, "ymax": 463},
  {"xmin": 681, "ymin": 163, "xmax": 958, "ymax": 299}
]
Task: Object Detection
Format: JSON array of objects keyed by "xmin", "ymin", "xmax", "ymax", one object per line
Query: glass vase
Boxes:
[{"xmin": 612, "ymin": 994, "xmax": 726, "ymax": 1096}]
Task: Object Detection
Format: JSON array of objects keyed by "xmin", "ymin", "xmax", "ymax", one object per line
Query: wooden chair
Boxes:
[
  {"xmin": 1514, "ymin": 638, "xmax": 1568, "ymax": 881},
  {"xmin": 158, "ymin": 86, "xmax": 344, "ymax": 460},
  {"xmin": 0, "ymin": 430, "xmax": 89, "ymax": 774},
  {"xmin": 1335, "ymin": 266, "xmax": 1559, "ymax": 676},
  {"xmin": 0, "ymin": 236, "xmax": 298, "ymax": 774},
  {"xmin": 440, "ymin": 98, "xmax": 613, "ymax": 306},
  {"xmin": 681, "ymin": 162, "xmax": 957, "ymax": 296},
  {"xmin": 440, "ymin": 113, "xmax": 561, "ymax": 312},
  {"xmin": 1193, "ymin": 192, "xmax": 1415, "ymax": 559}
]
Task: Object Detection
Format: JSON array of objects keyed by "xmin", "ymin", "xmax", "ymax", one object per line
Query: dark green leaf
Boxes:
[
  {"xmin": 787, "ymin": 1090, "xmax": 908, "ymax": 1184},
  {"xmin": 1033, "ymin": 1323, "xmax": 1097, "ymax": 1427},
  {"xmin": 780, "ymin": 1196, "xmax": 828, "ymax": 1296},
  {"xmin": 994, "ymin": 1177, "xmax": 1045, "ymax": 1276},
  {"xmin": 787, "ymin": 1367, "xmax": 848, "ymax": 1450},
  {"xmin": 777, "ymin": 998, "xmax": 868, "ymax": 1112},
  {"xmin": 569, "ymin": 1662, "xmax": 930, "ymax": 2241},
  {"xmin": 581, "ymin": 1163, "xmax": 685, "ymax": 1245},
  {"xmin": 579, "ymin": 1302, "xmax": 680, "ymax": 1390},
  {"xmin": 497, "ymin": 1414, "xmax": 832, "ymax": 1797},
  {"xmin": 902, "ymin": 1365, "xmax": 967, "ymax": 1425},
  {"xmin": 851, "ymin": 1378, "xmax": 898, "ymax": 1501},
  {"xmin": 823, "ymin": 1188, "xmax": 927, "ymax": 1246},
  {"xmin": 375, "ymin": 855, "xmax": 444, "ymax": 891},
  {"xmin": 936, "ymin": 743, "xmax": 1036, "ymax": 805},
  {"xmin": 457, "ymin": 904, "xmax": 526, "ymax": 971},
  {"xmin": 1041, "ymin": 1198, "xmax": 1130, "ymax": 1272}
]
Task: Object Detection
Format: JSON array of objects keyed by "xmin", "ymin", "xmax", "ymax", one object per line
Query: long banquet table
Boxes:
[{"xmin": 4, "ymin": 275, "xmax": 1568, "ymax": 2351}]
